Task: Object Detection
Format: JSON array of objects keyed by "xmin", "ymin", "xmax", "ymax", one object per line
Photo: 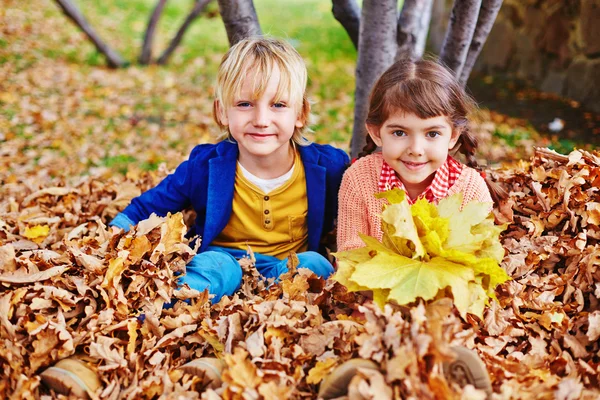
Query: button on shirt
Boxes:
[{"xmin": 211, "ymin": 153, "xmax": 309, "ymax": 259}]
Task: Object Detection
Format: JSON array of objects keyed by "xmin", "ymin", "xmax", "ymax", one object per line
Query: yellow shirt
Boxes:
[{"xmin": 211, "ymin": 154, "xmax": 308, "ymax": 259}]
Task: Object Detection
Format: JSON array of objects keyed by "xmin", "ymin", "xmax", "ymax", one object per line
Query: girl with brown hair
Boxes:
[
  {"xmin": 337, "ymin": 58, "xmax": 502, "ymax": 253},
  {"xmin": 321, "ymin": 59, "xmax": 498, "ymax": 399}
]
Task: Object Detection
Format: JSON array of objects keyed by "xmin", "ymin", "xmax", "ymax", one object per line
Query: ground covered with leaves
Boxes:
[
  {"xmin": 2, "ymin": 1, "xmax": 600, "ymax": 399},
  {"xmin": 2, "ymin": 149, "xmax": 600, "ymax": 399}
]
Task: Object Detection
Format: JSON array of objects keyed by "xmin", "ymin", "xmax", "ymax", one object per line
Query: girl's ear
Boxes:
[
  {"xmin": 448, "ymin": 127, "xmax": 461, "ymax": 149},
  {"xmin": 214, "ymin": 100, "xmax": 228, "ymax": 126},
  {"xmin": 366, "ymin": 124, "xmax": 383, "ymax": 147}
]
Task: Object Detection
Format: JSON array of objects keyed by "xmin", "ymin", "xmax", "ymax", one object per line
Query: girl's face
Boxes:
[
  {"xmin": 216, "ymin": 66, "xmax": 304, "ymax": 174},
  {"xmin": 367, "ymin": 110, "xmax": 460, "ymax": 198}
]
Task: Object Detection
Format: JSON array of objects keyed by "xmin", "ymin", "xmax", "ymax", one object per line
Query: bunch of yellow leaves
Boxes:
[{"xmin": 333, "ymin": 189, "xmax": 509, "ymax": 319}]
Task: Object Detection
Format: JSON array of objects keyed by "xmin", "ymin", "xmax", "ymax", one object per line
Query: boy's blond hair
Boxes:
[{"xmin": 213, "ymin": 36, "xmax": 311, "ymax": 145}]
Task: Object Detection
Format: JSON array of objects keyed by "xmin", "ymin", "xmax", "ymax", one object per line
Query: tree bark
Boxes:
[
  {"xmin": 217, "ymin": 0, "xmax": 262, "ymax": 46},
  {"xmin": 458, "ymin": 0, "xmax": 503, "ymax": 86},
  {"xmin": 157, "ymin": 0, "xmax": 213, "ymax": 65},
  {"xmin": 395, "ymin": 0, "xmax": 434, "ymax": 61},
  {"xmin": 332, "ymin": 0, "xmax": 361, "ymax": 49},
  {"xmin": 139, "ymin": 0, "xmax": 168, "ymax": 65},
  {"xmin": 428, "ymin": 0, "xmax": 448, "ymax": 54},
  {"xmin": 439, "ymin": 0, "xmax": 482, "ymax": 78},
  {"xmin": 53, "ymin": 0, "xmax": 126, "ymax": 68},
  {"xmin": 351, "ymin": 0, "xmax": 398, "ymax": 158}
]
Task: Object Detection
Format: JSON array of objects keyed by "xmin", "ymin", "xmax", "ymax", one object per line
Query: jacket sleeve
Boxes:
[
  {"xmin": 336, "ymin": 167, "xmax": 370, "ymax": 252},
  {"xmin": 114, "ymin": 157, "xmax": 195, "ymax": 225}
]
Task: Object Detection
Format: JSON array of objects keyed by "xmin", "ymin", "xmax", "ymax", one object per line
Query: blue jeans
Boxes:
[{"xmin": 179, "ymin": 246, "xmax": 334, "ymax": 303}]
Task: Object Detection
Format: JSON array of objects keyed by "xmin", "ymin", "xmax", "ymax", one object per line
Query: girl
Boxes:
[
  {"xmin": 321, "ymin": 59, "xmax": 498, "ymax": 399},
  {"xmin": 337, "ymin": 58, "xmax": 499, "ymax": 253}
]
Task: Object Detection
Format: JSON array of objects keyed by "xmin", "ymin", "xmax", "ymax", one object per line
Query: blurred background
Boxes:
[{"xmin": 1, "ymin": 0, "xmax": 599, "ymax": 181}]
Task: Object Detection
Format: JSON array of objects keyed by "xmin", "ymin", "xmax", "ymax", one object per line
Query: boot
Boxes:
[
  {"xmin": 40, "ymin": 358, "xmax": 102, "ymax": 398},
  {"xmin": 318, "ymin": 347, "xmax": 492, "ymax": 400},
  {"xmin": 443, "ymin": 346, "xmax": 492, "ymax": 397},
  {"xmin": 318, "ymin": 358, "xmax": 379, "ymax": 399},
  {"xmin": 179, "ymin": 357, "xmax": 225, "ymax": 389}
]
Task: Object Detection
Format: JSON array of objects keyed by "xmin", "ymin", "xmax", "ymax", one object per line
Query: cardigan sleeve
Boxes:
[
  {"xmin": 336, "ymin": 168, "xmax": 369, "ymax": 252},
  {"xmin": 454, "ymin": 167, "xmax": 493, "ymax": 211}
]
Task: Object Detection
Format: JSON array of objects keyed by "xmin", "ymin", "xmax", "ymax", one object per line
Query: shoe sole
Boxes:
[
  {"xmin": 40, "ymin": 358, "xmax": 101, "ymax": 399},
  {"xmin": 40, "ymin": 367, "xmax": 92, "ymax": 398},
  {"xmin": 179, "ymin": 357, "xmax": 225, "ymax": 389},
  {"xmin": 444, "ymin": 346, "xmax": 492, "ymax": 397},
  {"xmin": 318, "ymin": 359, "xmax": 379, "ymax": 399}
]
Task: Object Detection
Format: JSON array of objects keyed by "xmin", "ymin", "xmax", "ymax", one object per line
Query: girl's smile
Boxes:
[{"xmin": 401, "ymin": 160, "xmax": 429, "ymax": 170}]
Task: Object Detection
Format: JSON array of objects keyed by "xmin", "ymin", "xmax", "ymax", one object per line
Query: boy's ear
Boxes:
[
  {"xmin": 295, "ymin": 97, "xmax": 310, "ymax": 128},
  {"xmin": 214, "ymin": 100, "xmax": 228, "ymax": 126},
  {"xmin": 366, "ymin": 123, "xmax": 383, "ymax": 147}
]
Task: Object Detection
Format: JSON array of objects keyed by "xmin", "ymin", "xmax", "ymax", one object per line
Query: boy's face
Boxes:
[
  {"xmin": 217, "ymin": 66, "xmax": 304, "ymax": 168},
  {"xmin": 367, "ymin": 110, "xmax": 459, "ymax": 198}
]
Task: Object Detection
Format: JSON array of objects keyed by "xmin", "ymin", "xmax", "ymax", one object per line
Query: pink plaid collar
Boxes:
[{"xmin": 378, "ymin": 156, "xmax": 463, "ymax": 204}]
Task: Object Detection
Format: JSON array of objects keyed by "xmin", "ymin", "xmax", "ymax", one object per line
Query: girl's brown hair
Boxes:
[{"xmin": 360, "ymin": 58, "xmax": 506, "ymax": 203}]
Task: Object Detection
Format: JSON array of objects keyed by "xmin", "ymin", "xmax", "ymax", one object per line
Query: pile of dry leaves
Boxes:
[
  {"xmin": 1, "ymin": 168, "xmax": 473, "ymax": 399},
  {"xmin": 1, "ymin": 147, "xmax": 599, "ymax": 399}
]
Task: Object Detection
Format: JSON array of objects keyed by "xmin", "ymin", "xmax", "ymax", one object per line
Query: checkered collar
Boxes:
[{"xmin": 378, "ymin": 156, "xmax": 463, "ymax": 204}]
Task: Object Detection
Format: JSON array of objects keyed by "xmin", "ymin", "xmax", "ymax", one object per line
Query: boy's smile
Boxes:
[
  {"xmin": 367, "ymin": 111, "xmax": 459, "ymax": 199},
  {"xmin": 217, "ymin": 66, "xmax": 304, "ymax": 179}
]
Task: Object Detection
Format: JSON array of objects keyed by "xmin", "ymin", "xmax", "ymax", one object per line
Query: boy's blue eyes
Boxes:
[{"xmin": 235, "ymin": 102, "xmax": 287, "ymax": 108}]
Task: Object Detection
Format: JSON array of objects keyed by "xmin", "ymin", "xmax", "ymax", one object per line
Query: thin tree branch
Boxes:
[
  {"xmin": 157, "ymin": 0, "xmax": 213, "ymax": 65},
  {"xmin": 332, "ymin": 0, "xmax": 361, "ymax": 49},
  {"xmin": 217, "ymin": 0, "xmax": 262, "ymax": 46},
  {"xmin": 53, "ymin": 0, "xmax": 126, "ymax": 68},
  {"xmin": 395, "ymin": 0, "xmax": 434, "ymax": 61},
  {"xmin": 351, "ymin": 0, "xmax": 398, "ymax": 158},
  {"xmin": 458, "ymin": 0, "xmax": 503, "ymax": 86},
  {"xmin": 439, "ymin": 0, "xmax": 482, "ymax": 78},
  {"xmin": 139, "ymin": 0, "xmax": 168, "ymax": 65}
]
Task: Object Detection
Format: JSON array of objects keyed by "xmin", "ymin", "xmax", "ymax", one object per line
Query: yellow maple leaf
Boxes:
[
  {"xmin": 334, "ymin": 190, "xmax": 509, "ymax": 319},
  {"xmin": 23, "ymin": 225, "xmax": 49, "ymax": 242},
  {"xmin": 306, "ymin": 358, "xmax": 338, "ymax": 384}
]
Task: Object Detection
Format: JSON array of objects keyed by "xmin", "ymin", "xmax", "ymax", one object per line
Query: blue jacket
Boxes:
[{"xmin": 116, "ymin": 141, "xmax": 349, "ymax": 253}]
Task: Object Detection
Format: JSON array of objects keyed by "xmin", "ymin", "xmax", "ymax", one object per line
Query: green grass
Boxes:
[
  {"xmin": 65, "ymin": 0, "xmax": 356, "ymax": 84},
  {"xmin": 492, "ymin": 127, "xmax": 531, "ymax": 148}
]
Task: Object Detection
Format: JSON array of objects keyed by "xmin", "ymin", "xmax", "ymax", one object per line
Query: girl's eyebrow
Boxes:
[{"xmin": 385, "ymin": 123, "xmax": 447, "ymax": 130}]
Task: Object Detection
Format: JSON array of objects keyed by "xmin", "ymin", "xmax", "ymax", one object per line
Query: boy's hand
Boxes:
[{"xmin": 109, "ymin": 212, "xmax": 135, "ymax": 232}]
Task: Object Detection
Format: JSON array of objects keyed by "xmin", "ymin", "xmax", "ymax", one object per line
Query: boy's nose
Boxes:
[{"xmin": 252, "ymin": 106, "xmax": 270, "ymax": 127}]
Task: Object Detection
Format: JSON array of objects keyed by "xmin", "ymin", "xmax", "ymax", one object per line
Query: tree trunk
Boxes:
[
  {"xmin": 139, "ymin": 0, "xmax": 168, "ymax": 65},
  {"xmin": 414, "ymin": 0, "xmax": 434, "ymax": 58},
  {"xmin": 439, "ymin": 0, "xmax": 481, "ymax": 78},
  {"xmin": 332, "ymin": 0, "xmax": 361, "ymax": 49},
  {"xmin": 157, "ymin": 0, "xmax": 213, "ymax": 65},
  {"xmin": 458, "ymin": 0, "xmax": 503, "ymax": 86},
  {"xmin": 428, "ymin": 0, "xmax": 448, "ymax": 54},
  {"xmin": 53, "ymin": 0, "xmax": 126, "ymax": 68},
  {"xmin": 217, "ymin": 0, "xmax": 262, "ymax": 46},
  {"xmin": 351, "ymin": 0, "xmax": 398, "ymax": 158},
  {"xmin": 395, "ymin": 0, "xmax": 434, "ymax": 61}
]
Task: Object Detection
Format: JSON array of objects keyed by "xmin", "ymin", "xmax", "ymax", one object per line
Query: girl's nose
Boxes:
[
  {"xmin": 252, "ymin": 105, "xmax": 270, "ymax": 128},
  {"xmin": 408, "ymin": 137, "xmax": 424, "ymax": 156}
]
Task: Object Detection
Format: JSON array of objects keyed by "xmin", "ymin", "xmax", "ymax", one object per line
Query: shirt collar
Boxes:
[{"xmin": 378, "ymin": 156, "xmax": 463, "ymax": 204}]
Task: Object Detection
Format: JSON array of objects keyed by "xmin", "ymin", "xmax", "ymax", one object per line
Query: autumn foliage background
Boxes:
[{"xmin": 1, "ymin": 1, "xmax": 600, "ymax": 399}]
